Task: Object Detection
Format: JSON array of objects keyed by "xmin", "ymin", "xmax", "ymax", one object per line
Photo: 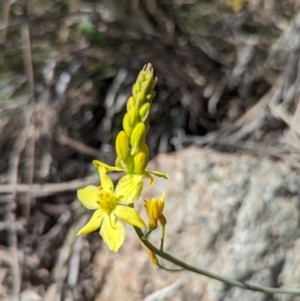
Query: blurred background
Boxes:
[{"xmin": 1, "ymin": 0, "xmax": 300, "ymax": 300}]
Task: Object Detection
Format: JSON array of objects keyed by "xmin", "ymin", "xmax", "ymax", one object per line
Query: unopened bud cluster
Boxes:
[{"xmin": 115, "ymin": 64, "xmax": 156, "ymax": 175}]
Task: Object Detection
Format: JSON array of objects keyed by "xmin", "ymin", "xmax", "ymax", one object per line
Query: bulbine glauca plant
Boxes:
[{"xmin": 76, "ymin": 64, "xmax": 300, "ymax": 296}]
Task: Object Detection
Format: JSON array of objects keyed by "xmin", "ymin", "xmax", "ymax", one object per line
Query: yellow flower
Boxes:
[
  {"xmin": 93, "ymin": 159, "xmax": 168, "ymax": 187},
  {"xmin": 77, "ymin": 167, "xmax": 146, "ymax": 252},
  {"xmin": 144, "ymin": 192, "xmax": 167, "ymax": 230}
]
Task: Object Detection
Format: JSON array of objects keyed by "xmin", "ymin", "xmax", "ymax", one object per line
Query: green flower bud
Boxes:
[
  {"xmin": 145, "ymin": 72, "xmax": 154, "ymax": 82},
  {"xmin": 138, "ymin": 72, "xmax": 145, "ymax": 83},
  {"xmin": 133, "ymin": 143, "xmax": 149, "ymax": 174},
  {"xmin": 128, "ymin": 107, "xmax": 139, "ymax": 129},
  {"xmin": 139, "ymin": 103, "xmax": 150, "ymax": 123},
  {"xmin": 132, "ymin": 83, "xmax": 140, "ymax": 96},
  {"xmin": 130, "ymin": 122, "xmax": 146, "ymax": 155},
  {"xmin": 127, "ymin": 96, "xmax": 135, "ymax": 112},
  {"xmin": 134, "ymin": 91, "xmax": 145, "ymax": 108},
  {"xmin": 122, "ymin": 113, "xmax": 132, "ymax": 137},
  {"xmin": 115, "ymin": 131, "xmax": 130, "ymax": 164},
  {"xmin": 146, "ymin": 92, "xmax": 155, "ymax": 101},
  {"xmin": 141, "ymin": 80, "xmax": 151, "ymax": 93}
]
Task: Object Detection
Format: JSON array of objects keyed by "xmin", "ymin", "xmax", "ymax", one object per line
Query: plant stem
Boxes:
[
  {"xmin": 134, "ymin": 226, "xmax": 300, "ymax": 296},
  {"xmin": 160, "ymin": 225, "xmax": 165, "ymax": 251}
]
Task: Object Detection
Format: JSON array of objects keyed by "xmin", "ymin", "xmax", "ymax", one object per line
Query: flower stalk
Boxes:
[{"xmin": 73, "ymin": 63, "xmax": 300, "ymax": 297}]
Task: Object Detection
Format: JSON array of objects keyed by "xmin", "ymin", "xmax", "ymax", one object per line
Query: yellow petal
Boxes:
[
  {"xmin": 115, "ymin": 174, "xmax": 143, "ymax": 204},
  {"xmin": 77, "ymin": 209, "xmax": 104, "ymax": 235},
  {"xmin": 100, "ymin": 214, "xmax": 125, "ymax": 252},
  {"xmin": 98, "ymin": 167, "xmax": 114, "ymax": 192},
  {"xmin": 158, "ymin": 191, "xmax": 165, "ymax": 212},
  {"xmin": 77, "ymin": 185, "xmax": 100, "ymax": 210},
  {"xmin": 146, "ymin": 169, "xmax": 169, "ymax": 179},
  {"xmin": 114, "ymin": 205, "xmax": 146, "ymax": 228},
  {"xmin": 144, "ymin": 199, "xmax": 159, "ymax": 230},
  {"xmin": 93, "ymin": 160, "xmax": 124, "ymax": 172}
]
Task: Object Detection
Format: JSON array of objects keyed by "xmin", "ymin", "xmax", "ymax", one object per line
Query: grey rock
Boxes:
[{"xmin": 93, "ymin": 146, "xmax": 300, "ymax": 301}]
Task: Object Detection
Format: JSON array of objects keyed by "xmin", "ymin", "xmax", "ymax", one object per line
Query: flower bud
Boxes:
[
  {"xmin": 158, "ymin": 214, "xmax": 167, "ymax": 227},
  {"xmin": 130, "ymin": 122, "xmax": 146, "ymax": 155},
  {"xmin": 115, "ymin": 131, "xmax": 130, "ymax": 164},
  {"xmin": 128, "ymin": 107, "xmax": 139, "ymax": 129},
  {"xmin": 134, "ymin": 91, "xmax": 144, "ymax": 108},
  {"xmin": 144, "ymin": 192, "xmax": 166, "ymax": 230},
  {"xmin": 127, "ymin": 96, "xmax": 135, "ymax": 112},
  {"xmin": 145, "ymin": 72, "xmax": 154, "ymax": 82},
  {"xmin": 141, "ymin": 80, "xmax": 151, "ymax": 93},
  {"xmin": 133, "ymin": 143, "xmax": 149, "ymax": 174},
  {"xmin": 122, "ymin": 113, "xmax": 132, "ymax": 137},
  {"xmin": 132, "ymin": 82, "xmax": 140, "ymax": 96},
  {"xmin": 146, "ymin": 91, "xmax": 155, "ymax": 101},
  {"xmin": 139, "ymin": 103, "xmax": 150, "ymax": 123}
]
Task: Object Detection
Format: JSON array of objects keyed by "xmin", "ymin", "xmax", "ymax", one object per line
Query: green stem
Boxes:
[
  {"xmin": 157, "ymin": 263, "xmax": 184, "ymax": 272},
  {"xmin": 134, "ymin": 226, "xmax": 300, "ymax": 296},
  {"xmin": 142, "ymin": 229, "xmax": 152, "ymax": 240},
  {"xmin": 160, "ymin": 225, "xmax": 165, "ymax": 251}
]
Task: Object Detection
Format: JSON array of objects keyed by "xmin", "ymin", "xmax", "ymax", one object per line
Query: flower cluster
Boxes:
[{"xmin": 77, "ymin": 64, "xmax": 168, "ymax": 253}]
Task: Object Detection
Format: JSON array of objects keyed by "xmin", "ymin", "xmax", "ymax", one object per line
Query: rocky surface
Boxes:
[{"xmin": 93, "ymin": 146, "xmax": 300, "ymax": 301}]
